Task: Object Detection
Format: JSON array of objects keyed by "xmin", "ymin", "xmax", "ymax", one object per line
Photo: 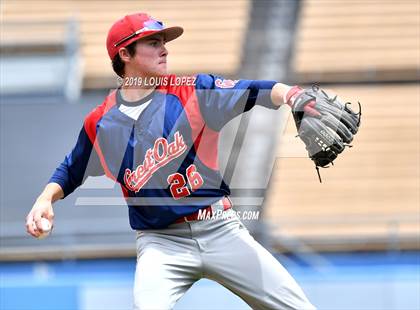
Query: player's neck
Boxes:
[{"xmin": 120, "ymin": 83, "xmax": 156, "ymax": 102}]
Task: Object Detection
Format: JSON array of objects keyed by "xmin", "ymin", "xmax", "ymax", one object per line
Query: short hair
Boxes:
[{"xmin": 111, "ymin": 41, "xmax": 138, "ymax": 78}]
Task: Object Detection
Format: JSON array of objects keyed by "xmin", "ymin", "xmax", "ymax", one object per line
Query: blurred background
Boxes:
[{"xmin": 1, "ymin": 0, "xmax": 419, "ymax": 309}]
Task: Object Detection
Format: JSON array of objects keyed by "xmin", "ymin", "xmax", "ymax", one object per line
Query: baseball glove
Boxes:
[{"xmin": 285, "ymin": 85, "xmax": 361, "ymax": 182}]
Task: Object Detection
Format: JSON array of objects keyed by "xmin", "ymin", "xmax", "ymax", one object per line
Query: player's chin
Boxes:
[
  {"xmin": 147, "ymin": 65, "xmax": 167, "ymax": 79},
  {"xmin": 157, "ymin": 62, "xmax": 167, "ymax": 73}
]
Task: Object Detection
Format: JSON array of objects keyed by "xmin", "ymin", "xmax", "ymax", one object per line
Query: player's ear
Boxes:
[{"xmin": 118, "ymin": 48, "xmax": 132, "ymax": 63}]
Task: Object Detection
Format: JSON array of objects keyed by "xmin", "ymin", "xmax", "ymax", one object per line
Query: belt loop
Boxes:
[{"xmin": 211, "ymin": 197, "xmax": 225, "ymax": 214}]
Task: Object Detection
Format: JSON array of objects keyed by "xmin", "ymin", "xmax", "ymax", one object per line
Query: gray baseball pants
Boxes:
[{"xmin": 133, "ymin": 202, "xmax": 316, "ymax": 310}]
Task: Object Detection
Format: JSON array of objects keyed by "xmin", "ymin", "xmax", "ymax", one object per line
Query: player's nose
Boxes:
[{"xmin": 160, "ymin": 45, "xmax": 168, "ymax": 57}]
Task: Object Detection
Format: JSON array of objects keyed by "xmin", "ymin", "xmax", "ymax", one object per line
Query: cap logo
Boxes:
[{"xmin": 114, "ymin": 20, "xmax": 164, "ymax": 47}]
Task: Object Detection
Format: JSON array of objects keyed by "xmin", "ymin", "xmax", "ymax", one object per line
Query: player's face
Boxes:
[{"xmin": 130, "ymin": 35, "xmax": 168, "ymax": 78}]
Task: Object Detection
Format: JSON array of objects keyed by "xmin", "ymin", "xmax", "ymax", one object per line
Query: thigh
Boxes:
[
  {"xmin": 134, "ymin": 233, "xmax": 201, "ymax": 310},
  {"xmin": 202, "ymin": 219, "xmax": 316, "ymax": 310}
]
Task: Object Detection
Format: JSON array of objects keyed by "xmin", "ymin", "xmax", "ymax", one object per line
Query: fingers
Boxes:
[
  {"xmin": 340, "ymin": 110, "xmax": 360, "ymax": 134},
  {"xmin": 314, "ymin": 93, "xmax": 360, "ymax": 135},
  {"xmin": 33, "ymin": 212, "xmax": 43, "ymax": 232},
  {"xmin": 46, "ymin": 212, "xmax": 55, "ymax": 232},
  {"xmin": 26, "ymin": 211, "xmax": 41, "ymax": 238},
  {"xmin": 321, "ymin": 114, "xmax": 353, "ymax": 144},
  {"xmin": 25, "ymin": 213, "xmax": 34, "ymax": 236},
  {"xmin": 25, "ymin": 202, "xmax": 54, "ymax": 238},
  {"xmin": 46, "ymin": 212, "xmax": 54, "ymax": 221}
]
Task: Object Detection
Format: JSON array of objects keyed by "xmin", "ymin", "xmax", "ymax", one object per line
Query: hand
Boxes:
[
  {"xmin": 284, "ymin": 84, "xmax": 362, "ymax": 181},
  {"xmin": 26, "ymin": 197, "xmax": 54, "ymax": 238}
]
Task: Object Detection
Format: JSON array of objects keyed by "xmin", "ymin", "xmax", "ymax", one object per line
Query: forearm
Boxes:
[
  {"xmin": 270, "ymin": 83, "xmax": 293, "ymax": 107},
  {"xmin": 37, "ymin": 183, "xmax": 64, "ymax": 204}
]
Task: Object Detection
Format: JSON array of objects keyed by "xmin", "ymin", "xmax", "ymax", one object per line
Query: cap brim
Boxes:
[
  {"xmin": 112, "ymin": 26, "xmax": 183, "ymax": 59},
  {"xmin": 158, "ymin": 26, "xmax": 184, "ymax": 42},
  {"xmin": 133, "ymin": 26, "xmax": 184, "ymax": 44}
]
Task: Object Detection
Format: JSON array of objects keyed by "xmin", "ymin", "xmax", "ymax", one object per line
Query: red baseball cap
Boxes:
[{"xmin": 106, "ymin": 13, "xmax": 183, "ymax": 60}]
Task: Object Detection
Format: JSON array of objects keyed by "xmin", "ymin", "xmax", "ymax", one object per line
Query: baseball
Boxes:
[{"xmin": 34, "ymin": 218, "xmax": 52, "ymax": 239}]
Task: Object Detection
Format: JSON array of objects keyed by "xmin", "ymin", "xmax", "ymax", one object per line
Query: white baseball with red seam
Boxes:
[{"xmin": 33, "ymin": 218, "xmax": 52, "ymax": 239}]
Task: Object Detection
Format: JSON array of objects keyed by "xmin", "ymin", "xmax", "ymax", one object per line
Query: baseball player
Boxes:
[{"xmin": 26, "ymin": 13, "xmax": 360, "ymax": 310}]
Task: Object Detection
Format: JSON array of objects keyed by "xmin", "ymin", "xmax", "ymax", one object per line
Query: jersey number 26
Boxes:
[{"xmin": 167, "ymin": 164, "xmax": 204, "ymax": 199}]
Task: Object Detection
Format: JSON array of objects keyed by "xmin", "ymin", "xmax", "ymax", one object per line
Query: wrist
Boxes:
[
  {"xmin": 271, "ymin": 83, "xmax": 293, "ymax": 107},
  {"xmin": 36, "ymin": 195, "xmax": 53, "ymax": 204}
]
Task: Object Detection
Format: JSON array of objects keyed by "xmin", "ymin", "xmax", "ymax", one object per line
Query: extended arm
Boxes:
[{"xmin": 26, "ymin": 123, "xmax": 104, "ymax": 238}]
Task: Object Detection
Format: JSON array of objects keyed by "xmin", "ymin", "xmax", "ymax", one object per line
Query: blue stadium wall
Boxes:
[{"xmin": 1, "ymin": 251, "xmax": 419, "ymax": 310}]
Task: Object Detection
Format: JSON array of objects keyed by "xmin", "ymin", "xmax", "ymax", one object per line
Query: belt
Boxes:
[{"xmin": 174, "ymin": 196, "xmax": 232, "ymax": 224}]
